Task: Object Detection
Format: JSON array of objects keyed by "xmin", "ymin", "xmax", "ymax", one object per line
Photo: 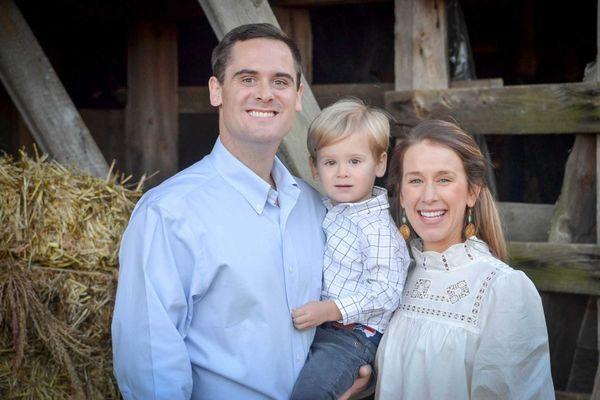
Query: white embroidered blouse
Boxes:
[{"xmin": 375, "ymin": 237, "xmax": 554, "ymax": 400}]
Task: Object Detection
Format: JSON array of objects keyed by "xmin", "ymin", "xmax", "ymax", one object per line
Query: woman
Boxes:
[{"xmin": 376, "ymin": 120, "xmax": 554, "ymax": 399}]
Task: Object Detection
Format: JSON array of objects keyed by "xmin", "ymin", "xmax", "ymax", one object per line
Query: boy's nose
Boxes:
[{"xmin": 336, "ymin": 164, "xmax": 349, "ymax": 177}]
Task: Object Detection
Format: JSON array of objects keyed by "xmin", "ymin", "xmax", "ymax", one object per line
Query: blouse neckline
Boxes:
[{"xmin": 411, "ymin": 237, "xmax": 491, "ymax": 272}]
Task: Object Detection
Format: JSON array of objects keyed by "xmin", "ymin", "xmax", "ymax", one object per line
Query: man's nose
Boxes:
[{"xmin": 256, "ymin": 80, "xmax": 274, "ymax": 102}]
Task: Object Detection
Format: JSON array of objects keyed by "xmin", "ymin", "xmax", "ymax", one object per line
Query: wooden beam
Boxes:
[
  {"xmin": 385, "ymin": 82, "xmax": 600, "ymax": 135},
  {"xmin": 498, "ymin": 202, "xmax": 553, "ymax": 242},
  {"xmin": 271, "ymin": 0, "xmax": 390, "ymax": 6},
  {"xmin": 0, "ymin": 0, "xmax": 108, "ymax": 177},
  {"xmin": 394, "ymin": 0, "xmax": 448, "ymax": 91},
  {"xmin": 273, "ymin": 6, "xmax": 313, "ymax": 83},
  {"xmin": 125, "ymin": 21, "xmax": 178, "ymax": 186},
  {"xmin": 509, "ymin": 242, "xmax": 600, "ymax": 296},
  {"xmin": 197, "ymin": 0, "xmax": 321, "ymax": 187}
]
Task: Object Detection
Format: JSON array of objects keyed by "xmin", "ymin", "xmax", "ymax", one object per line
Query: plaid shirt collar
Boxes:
[{"xmin": 323, "ymin": 186, "xmax": 389, "ymax": 215}]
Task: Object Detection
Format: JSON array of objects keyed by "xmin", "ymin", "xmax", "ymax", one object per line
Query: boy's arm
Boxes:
[{"xmin": 291, "ymin": 300, "xmax": 342, "ymax": 330}]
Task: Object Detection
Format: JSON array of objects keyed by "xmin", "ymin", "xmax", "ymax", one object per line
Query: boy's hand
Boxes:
[{"xmin": 291, "ymin": 300, "xmax": 342, "ymax": 330}]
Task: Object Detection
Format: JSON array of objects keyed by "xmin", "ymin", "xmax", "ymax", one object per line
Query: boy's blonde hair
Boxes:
[{"xmin": 307, "ymin": 98, "xmax": 390, "ymax": 163}]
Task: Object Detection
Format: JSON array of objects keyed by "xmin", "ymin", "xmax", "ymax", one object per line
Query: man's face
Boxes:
[{"xmin": 209, "ymin": 38, "xmax": 304, "ymax": 150}]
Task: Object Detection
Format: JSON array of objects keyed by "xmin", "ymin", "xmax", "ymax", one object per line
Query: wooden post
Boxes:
[
  {"xmin": 0, "ymin": 0, "xmax": 108, "ymax": 178},
  {"xmin": 551, "ymin": 0, "xmax": 600, "ymax": 393},
  {"xmin": 125, "ymin": 21, "xmax": 178, "ymax": 185},
  {"xmin": 394, "ymin": 0, "xmax": 448, "ymax": 92},
  {"xmin": 273, "ymin": 6, "xmax": 313, "ymax": 83},
  {"xmin": 197, "ymin": 0, "xmax": 321, "ymax": 188}
]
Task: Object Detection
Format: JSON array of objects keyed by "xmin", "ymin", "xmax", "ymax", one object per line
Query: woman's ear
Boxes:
[{"xmin": 467, "ymin": 184, "xmax": 482, "ymax": 208}]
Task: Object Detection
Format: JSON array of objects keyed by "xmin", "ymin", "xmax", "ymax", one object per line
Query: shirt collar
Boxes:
[
  {"xmin": 209, "ymin": 138, "xmax": 299, "ymax": 214},
  {"xmin": 323, "ymin": 186, "xmax": 389, "ymax": 215},
  {"xmin": 410, "ymin": 236, "xmax": 491, "ymax": 271}
]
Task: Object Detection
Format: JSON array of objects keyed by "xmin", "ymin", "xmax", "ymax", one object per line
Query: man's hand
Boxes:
[
  {"xmin": 291, "ymin": 300, "xmax": 342, "ymax": 330},
  {"xmin": 339, "ymin": 364, "xmax": 372, "ymax": 400}
]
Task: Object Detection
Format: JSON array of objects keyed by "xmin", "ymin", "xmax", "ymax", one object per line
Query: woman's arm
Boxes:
[{"xmin": 471, "ymin": 270, "xmax": 554, "ymax": 399}]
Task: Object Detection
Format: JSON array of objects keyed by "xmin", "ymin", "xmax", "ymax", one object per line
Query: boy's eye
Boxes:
[{"xmin": 323, "ymin": 160, "xmax": 336, "ymax": 166}]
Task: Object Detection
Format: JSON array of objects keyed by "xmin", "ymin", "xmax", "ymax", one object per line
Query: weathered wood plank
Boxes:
[
  {"xmin": 385, "ymin": 82, "xmax": 600, "ymax": 135},
  {"xmin": 394, "ymin": 0, "xmax": 448, "ymax": 91},
  {"xmin": 125, "ymin": 21, "xmax": 178, "ymax": 186},
  {"xmin": 271, "ymin": 0, "xmax": 389, "ymax": 6},
  {"xmin": 0, "ymin": 0, "xmax": 108, "ymax": 177},
  {"xmin": 176, "ymin": 81, "xmax": 503, "ymax": 114},
  {"xmin": 198, "ymin": 0, "xmax": 321, "ymax": 187},
  {"xmin": 498, "ymin": 202, "xmax": 553, "ymax": 242},
  {"xmin": 509, "ymin": 242, "xmax": 600, "ymax": 296},
  {"xmin": 556, "ymin": 391, "xmax": 591, "ymax": 400}
]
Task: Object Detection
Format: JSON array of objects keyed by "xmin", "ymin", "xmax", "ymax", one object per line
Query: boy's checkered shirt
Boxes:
[{"xmin": 321, "ymin": 186, "xmax": 410, "ymax": 333}]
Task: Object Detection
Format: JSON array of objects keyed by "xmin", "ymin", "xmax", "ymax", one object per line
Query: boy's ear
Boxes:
[
  {"xmin": 309, "ymin": 157, "xmax": 319, "ymax": 180},
  {"xmin": 375, "ymin": 152, "xmax": 388, "ymax": 178}
]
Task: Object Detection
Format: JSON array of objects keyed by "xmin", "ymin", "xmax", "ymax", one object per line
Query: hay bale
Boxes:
[{"xmin": 0, "ymin": 150, "xmax": 143, "ymax": 399}]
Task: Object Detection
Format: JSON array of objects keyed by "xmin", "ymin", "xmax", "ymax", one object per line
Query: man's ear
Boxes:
[
  {"xmin": 309, "ymin": 157, "xmax": 319, "ymax": 180},
  {"xmin": 295, "ymin": 82, "xmax": 304, "ymax": 112},
  {"xmin": 208, "ymin": 76, "xmax": 222, "ymax": 107},
  {"xmin": 375, "ymin": 152, "xmax": 388, "ymax": 178}
]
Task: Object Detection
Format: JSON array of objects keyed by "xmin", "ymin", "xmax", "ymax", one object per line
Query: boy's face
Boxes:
[{"xmin": 311, "ymin": 133, "xmax": 387, "ymax": 204}]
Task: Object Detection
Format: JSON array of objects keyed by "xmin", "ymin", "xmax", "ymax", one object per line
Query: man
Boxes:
[{"xmin": 112, "ymin": 24, "xmax": 369, "ymax": 399}]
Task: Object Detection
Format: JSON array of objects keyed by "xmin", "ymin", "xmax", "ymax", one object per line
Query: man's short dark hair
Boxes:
[{"xmin": 211, "ymin": 23, "xmax": 303, "ymax": 90}]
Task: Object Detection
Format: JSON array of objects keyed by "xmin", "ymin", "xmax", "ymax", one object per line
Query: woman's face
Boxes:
[{"xmin": 400, "ymin": 140, "xmax": 479, "ymax": 253}]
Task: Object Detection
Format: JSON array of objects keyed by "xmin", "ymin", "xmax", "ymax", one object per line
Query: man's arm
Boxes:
[{"xmin": 112, "ymin": 204, "xmax": 195, "ymax": 399}]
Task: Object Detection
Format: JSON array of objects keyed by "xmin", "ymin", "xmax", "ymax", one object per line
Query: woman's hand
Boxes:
[{"xmin": 292, "ymin": 300, "xmax": 342, "ymax": 330}]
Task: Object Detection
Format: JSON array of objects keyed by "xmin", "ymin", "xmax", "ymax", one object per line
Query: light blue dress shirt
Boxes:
[{"xmin": 112, "ymin": 138, "xmax": 326, "ymax": 400}]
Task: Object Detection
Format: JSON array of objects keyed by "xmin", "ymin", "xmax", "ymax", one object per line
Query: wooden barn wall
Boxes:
[{"xmin": 0, "ymin": 0, "xmax": 598, "ymax": 393}]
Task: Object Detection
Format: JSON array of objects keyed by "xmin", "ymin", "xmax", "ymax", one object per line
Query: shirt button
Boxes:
[
  {"xmin": 288, "ymin": 266, "xmax": 294, "ymax": 273},
  {"xmin": 295, "ymin": 354, "xmax": 301, "ymax": 362}
]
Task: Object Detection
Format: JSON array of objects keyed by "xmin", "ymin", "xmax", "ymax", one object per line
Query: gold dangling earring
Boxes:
[
  {"xmin": 399, "ymin": 210, "xmax": 411, "ymax": 241},
  {"xmin": 464, "ymin": 207, "xmax": 476, "ymax": 238}
]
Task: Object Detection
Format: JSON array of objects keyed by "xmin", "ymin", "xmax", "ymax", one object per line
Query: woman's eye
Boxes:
[
  {"xmin": 408, "ymin": 178, "xmax": 422, "ymax": 184},
  {"xmin": 439, "ymin": 178, "xmax": 452, "ymax": 183}
]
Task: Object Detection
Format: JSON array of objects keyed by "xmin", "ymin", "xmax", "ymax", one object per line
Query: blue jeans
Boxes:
[{"xmin": 291, "ymin": 322, "xmax": 381, "ymax": 400}]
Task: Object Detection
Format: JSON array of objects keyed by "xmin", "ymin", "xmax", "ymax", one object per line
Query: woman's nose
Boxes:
[{"xmin": 422, "ymin": 183, "xmax": 438, "ymax": 202}]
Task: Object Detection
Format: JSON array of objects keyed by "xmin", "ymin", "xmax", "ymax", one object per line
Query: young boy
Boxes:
[{"xmin": 291, "ymin": 99, "xmax": 410, "ymax": 399}]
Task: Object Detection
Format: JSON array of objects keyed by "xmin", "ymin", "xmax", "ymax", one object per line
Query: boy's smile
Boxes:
[{"xmin": 312, "ymin": 132, "xmax": 387, "ymax": 204}]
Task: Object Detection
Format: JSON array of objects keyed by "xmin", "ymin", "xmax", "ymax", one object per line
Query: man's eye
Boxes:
[
  {"xmin": 241, "ymin": 77, "xmax": 256, "ymax": 85},
  {"xmin": 273, "ymin": 79, "xmax": 289, "ymax": 88}
]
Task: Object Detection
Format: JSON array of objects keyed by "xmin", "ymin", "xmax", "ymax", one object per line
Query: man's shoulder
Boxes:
[{"xmin": 137, "ymin": 157, "xmax": 221, "ymax": 214}]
